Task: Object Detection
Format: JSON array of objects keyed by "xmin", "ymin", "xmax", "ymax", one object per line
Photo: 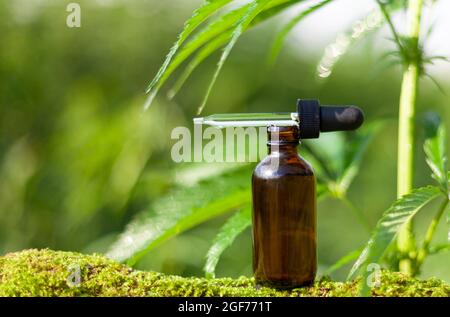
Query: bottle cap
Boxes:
[{"xmin": 297, "ymin": 99, "xmax": 364, "ymax": 139}]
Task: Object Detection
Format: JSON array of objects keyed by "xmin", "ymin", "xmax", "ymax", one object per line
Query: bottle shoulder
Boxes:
[{"xmin": 253, "ymin": 153, "xmax": 314, "ymax": 179}]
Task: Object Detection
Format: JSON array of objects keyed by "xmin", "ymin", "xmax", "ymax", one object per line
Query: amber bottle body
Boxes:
[{"xmin": 252, "ymin": 126, "xmax": 317, "ymax": 288}]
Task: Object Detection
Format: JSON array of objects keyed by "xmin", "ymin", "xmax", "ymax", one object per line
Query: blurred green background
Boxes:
[{"xmin": 0, "ymin": 0, "xmax": 449, "ymax": 281}]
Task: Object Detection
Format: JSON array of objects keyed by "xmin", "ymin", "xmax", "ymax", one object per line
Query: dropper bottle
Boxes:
[{"xmin": 195, "ymin": 99, "xmax": 364, "ymax": 288}]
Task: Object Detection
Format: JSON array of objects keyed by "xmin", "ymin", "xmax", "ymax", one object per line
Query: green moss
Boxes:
[{"xmin": 0, "ymin": 249, "xmax": 448, "ymax": 297}]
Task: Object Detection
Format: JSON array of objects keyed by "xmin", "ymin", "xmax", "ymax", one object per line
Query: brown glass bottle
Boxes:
[{"xmin": 252, "ymin": 125, "xmax": 317, "ymax": 288}]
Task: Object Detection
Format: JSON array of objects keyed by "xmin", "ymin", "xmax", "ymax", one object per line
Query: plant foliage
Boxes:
[
  {"xmin": 107, "ymin": 166, "xmax": 252, "ymax": 265},
  {"xmin": 204, "ymin": 206, "xmax": 252, "ymax": 278},
  {"xmin": 144, "ymin": 0, "xmax": 335, "ymax": 113},
  {"xmin": 350, "ymin": 113, "xmax": 450, "ymax": 296}
]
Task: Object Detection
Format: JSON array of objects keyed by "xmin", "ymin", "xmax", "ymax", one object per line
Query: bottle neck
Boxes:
[
  {"xmin": 266, "ymin": 126, "xmax": 300, "ymax": 155},
  {"xmin": 268, "ymin": 143, "xmax": 299, "ymax": 155}
]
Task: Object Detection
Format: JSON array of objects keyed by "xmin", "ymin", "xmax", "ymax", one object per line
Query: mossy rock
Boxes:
[{"xmin": 0, "ymin": 249, "xmax": 448, "ymax": 297}]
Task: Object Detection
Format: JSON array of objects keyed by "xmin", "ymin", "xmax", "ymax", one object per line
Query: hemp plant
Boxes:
[
  {"xmin": 108, "ymin": 0, "xmax": 448, "ymax": 282},
  {"xmin": 377, "ymin": 0, "xmax": 446, "ymax": 276},
  {"xmin": 108, "ymin": 0, "xmax": 377, "ymax": 275},
  {"xmin": 349, "ymin": 114, "xmax": 449, "ymax": 296},
  {"xmin": 318, "ymin": 0, "xmax": 447, "ymax": 276},
  {"xmin": 316, "ymin": 0, "xmax": 448, "ymax": 276}
]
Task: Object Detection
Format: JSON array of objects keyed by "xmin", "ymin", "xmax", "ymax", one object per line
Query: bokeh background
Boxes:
[{"xmin": 1, "ymin": 0, "xmax": 449, "ymax": 281}]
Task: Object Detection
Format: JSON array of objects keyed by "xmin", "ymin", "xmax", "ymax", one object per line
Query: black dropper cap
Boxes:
[{"xmin": 297, "ymin": 99, "xmax": 364, "ymax": 139}]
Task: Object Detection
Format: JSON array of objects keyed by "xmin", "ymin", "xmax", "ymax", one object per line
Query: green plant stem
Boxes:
[
  {"xmin": 416, "ymin": 198, "xmax": 449, "ymax": 266},
  {"xmin": 396, "ymin": 0, "xmax": 424, "ymax": 276}
]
